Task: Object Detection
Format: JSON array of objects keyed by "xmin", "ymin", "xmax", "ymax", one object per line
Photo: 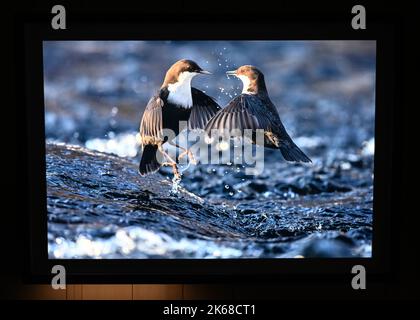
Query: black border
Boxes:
[{"xmin": 22, "ymin": 18, "xmax": 396, "ymax": 284}]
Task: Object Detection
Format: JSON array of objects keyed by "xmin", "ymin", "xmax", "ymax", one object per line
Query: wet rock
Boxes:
[
  {"xmin": 275, "ymin": 176, "xmax": 352, "ymax": 196},
  {"xmin": 47, "ymin": 142, "xmax": 373, "ymax": 259},
  {"xmin": 248, "ymin": 181, "xmax": 269, "ymax": 193}
]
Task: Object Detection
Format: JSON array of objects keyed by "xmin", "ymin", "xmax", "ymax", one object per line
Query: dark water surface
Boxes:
[{"xmin": 47, "ymin": 142, "xmax": 372, "ymax": 258}]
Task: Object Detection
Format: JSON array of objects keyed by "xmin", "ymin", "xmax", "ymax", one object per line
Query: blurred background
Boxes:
[{"xmin": 43, "ymin": 40, "xmax": 376, "ymax": 159}]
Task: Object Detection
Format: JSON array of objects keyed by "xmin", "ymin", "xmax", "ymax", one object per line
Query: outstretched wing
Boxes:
[
  {"xmin": 139, "ymin": 92, "xmax": 164, "ymax": 146},
  {"xmin": 188, "ymin": 88, "xmax": 221, "ymax": 130},
  {"xmin": 204, "ymin": 94, "xmax": 311, "ymax": 162},
  {"xmin": 205, "ymin": 94, "xmax": 277, "ymax": 137}
]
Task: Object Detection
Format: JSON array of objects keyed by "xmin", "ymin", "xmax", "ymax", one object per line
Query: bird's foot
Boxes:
[
  {"xmin": 172, "ymin": 165, "xmax": 181, "ymax": 182},
  {"xmin": 178, "ymin": 149, "xmax": 197, "ymax": 165}
]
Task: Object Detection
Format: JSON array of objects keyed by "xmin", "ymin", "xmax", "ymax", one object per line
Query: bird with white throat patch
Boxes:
[
  {"xmin": 139, "ymin": 59, "xmax": 221, "ymax": 181},
  {"xmin": 205, "ymin": 65, "xmax": 312, "ymax": 163}
]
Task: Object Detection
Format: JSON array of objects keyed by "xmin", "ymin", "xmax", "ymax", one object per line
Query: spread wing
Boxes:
[
  {"xmin": 204, "ymin": 94, "xmax": 281, "ymax": 139},
  {"xmin": 188, "ymin": 88, "xmax": 221, "ymax": 130},
  {"xmin": 139, "ymin": 92, "xmax": 164, "ymax": 146},
  {"xmin": 204, "ymin": 94, "xmax": 311, "ymax": 162}
]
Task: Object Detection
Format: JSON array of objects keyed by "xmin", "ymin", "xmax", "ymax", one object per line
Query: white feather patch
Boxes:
[
  {"xmin": 167, "ymin": 71, "xmax": 197, "ymax": 108},
  {"xmin": 237, "ymin": 75, "xmax": 253, "ymax": 94}
]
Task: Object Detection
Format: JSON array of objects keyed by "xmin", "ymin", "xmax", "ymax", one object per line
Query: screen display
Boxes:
[{"xmin": 44, "ymin": 40, "xmax": 375, "ymax": 259}]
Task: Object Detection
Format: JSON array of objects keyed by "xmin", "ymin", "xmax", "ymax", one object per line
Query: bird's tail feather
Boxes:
[
  {"xmin": 139, "ymin": 145, "xmax": 161, "ymax": 176},
  {"xmin": 280, "ymin": 141, "xmax": 312, "ymax": 163}
]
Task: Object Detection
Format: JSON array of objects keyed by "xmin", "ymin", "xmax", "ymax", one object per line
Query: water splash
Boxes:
[{"xmin": 171, "ymin": 173, "xmax": 182, "ymax": 194}]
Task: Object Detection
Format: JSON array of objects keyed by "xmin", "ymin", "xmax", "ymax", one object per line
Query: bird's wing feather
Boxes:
[
  {"xmin": 205, "ymin": 94, "xmax": 279, "ymax": 135},
  {"xmin": 139, "ymin": 92, "xmax": 164, "ymax": 145},
  {"xmin": 204, "ymin": 94, "xmax": 311, "ymax": 162},
  {"xmin": 188, "ymin": 88, "xmax": 221, "ymax": 130}
]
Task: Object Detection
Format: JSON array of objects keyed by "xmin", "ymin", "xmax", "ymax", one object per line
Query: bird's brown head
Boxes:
[
  {"xmin": 162, "ymin": 59, "xmax": 211, "ymax": 87},
  {"xmin": 226, "ymin": 65, "xmax": 267, "ymax": 95}
]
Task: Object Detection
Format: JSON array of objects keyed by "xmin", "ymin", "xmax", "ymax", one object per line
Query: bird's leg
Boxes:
[
  {"xmin": 180, "ymin": 149, "xmax": 197, "ymax": 165},
  {"xmin": 168, "ymin": 141, "xmax": 197, "ymax": 165},
  {"xmin": 158, "ymin": 145, "xmax": 181, "ymax": 182}
]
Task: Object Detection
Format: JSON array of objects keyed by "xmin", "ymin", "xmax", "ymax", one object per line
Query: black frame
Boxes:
[{"xmin": 22, "ymin": 18, "xmax": 396, "ymax": 284}]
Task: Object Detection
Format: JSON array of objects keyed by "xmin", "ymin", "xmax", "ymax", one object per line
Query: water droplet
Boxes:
[{"xmin": 111, "ymin": 107, "xmax": 118, "ymax": 116}]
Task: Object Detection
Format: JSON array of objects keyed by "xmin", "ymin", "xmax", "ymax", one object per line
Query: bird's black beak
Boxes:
[
  {"xmin": 226, "ymin": 70, "xmax": 237, "ymax": 76},
  {"xmin": 199, "ymin": 70, "xmax": 212, "ymax": 75}
]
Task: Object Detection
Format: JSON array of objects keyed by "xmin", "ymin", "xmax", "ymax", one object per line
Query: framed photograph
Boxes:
[{"xmin": 22, "ymin": 18, "xmax": 396, "ymax": 283}]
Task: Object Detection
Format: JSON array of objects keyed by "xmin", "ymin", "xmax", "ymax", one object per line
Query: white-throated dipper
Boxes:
[
  {"xmin": 139, "ymin": 59, "xmax": 221, "ymax": 179},
  {"xmin": 205, "ymin": 65, "xmax": 311, "ymax": 163}
]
